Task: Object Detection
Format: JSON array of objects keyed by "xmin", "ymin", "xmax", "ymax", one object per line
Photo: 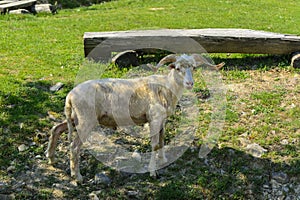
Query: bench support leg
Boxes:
[{"xmin": 291, "ymin": 52, "xmax": 300, "ymax": 69}]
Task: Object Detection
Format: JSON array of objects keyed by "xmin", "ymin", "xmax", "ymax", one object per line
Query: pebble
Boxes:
[
  {"xmin": 272, "ymin": 171, "xmax": 289, "ymax": 184},
  {"xmin": 94, "ymin": 172, "xmax": 111, "ymax": 186},
  {"xmin": 12, "ymin": 181, "xmax": 25, "ymax": 190},
  {"xmin": 89, "ymin": 192, "xmax": 100, "ymax": 200},
  {"xmin": 126, "ymin": 190, "xmax": 139, "ymax": 197},
  {"xmin": 245, "ymin": 143, "xmax": 267, "ymax": 158},
  {"xmin": 18, "ymin": 144, "xmax": 28, "ymax": 152},
  {"xmin": 0, "ymin": 181, "xmax": 7, "ymax": 188},
  {"xmin": 7, "ymin": 166, "xmax": 16, "ymax": 173},
  {"xmin": 280, "ymin": 139, "xmax": 289, "ymax": 145},
  {"xmin": 285, "ymin": 195, "xmax": 297, "ymax": 200},
  {"xmin": 283, "ymin": 185, "xmax": 289, "ymax": 193},
  {"xmin": 50, "ymin": 82, "xmax": 64, "ymax": 92},
  {"xmin": 294, "ymin": 184, "xmax": 300, "ymax": 194}
]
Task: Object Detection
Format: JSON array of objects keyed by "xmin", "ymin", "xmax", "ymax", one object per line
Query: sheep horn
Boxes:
[
  {"xmin": 156, "ymin": 54, "xmax": 178, "ymax": 68},
  {"xmin": 192, "ymin": 54, "xmax": 225, "ymax": 70}
]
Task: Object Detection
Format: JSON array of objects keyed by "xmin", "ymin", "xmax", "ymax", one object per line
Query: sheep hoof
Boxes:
[
  {"xmin": 73, "ymin": 173, "xmax": 83, "ymax": 183},
  {"xmin": 150, "ymin": 170, "xmax": 156, "ymax": 177},
  {"xmin": 159, "ymin": 156, "xmax": 168, "ymax": 164},
  {"xmin": 47, "ymin": 157, "xmax": 56, "ymax": 165},
  {"xmin": 150, "ymin": 170, "xmax": 158, "ymax": 177},
  {"xmin": 150, "ymin": 170, "xmax": 160, "ymax": 179},
  {"xmin": 48, "ymin": 159, "xmax": 55, "ymax": 165}
]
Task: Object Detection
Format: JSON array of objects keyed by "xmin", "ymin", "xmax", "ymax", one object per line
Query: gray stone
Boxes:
[
  {"xmin": 285, "ymin": 195, "xmax": 296, "ymax": 200},
  {"xmin": 272, "ymin": 171, "xmax": 289, "ymax": 184},
  {"xmin": 50, "ymin": 82, "xmax": 64, "ymax": 92},
  {"xmin": 18, "ymin": 144, "xmax": 28, "ymax": 152},
  {"xmin": 94, "ymin": 172, "xmax": 111, "ymax": 185},
  {"xmin": 280, "ymin": 139, "xmax": 289, "ymax": 145},
  {"xmin": 294, "ymin": 184, "xmax": 300, "ymax": 194},
  {"xmin": 6, "ymin": 166, "xmax": 15, "ymax": 173},
  {"xmin": 275, "ymin": 190, "xmax": 283, "ymax": 196},
  {"xmin": 245, "ymin": 143, "xmax": 267, "ymax": 158},
  {"xmin": 270, "ymin": 179, "xmax": 281, "ymax": 189},
  {"xmin": 126, "ymin": 190, "xmax": 139, "ymax": 197},
  {"xmin": 89, "ymin": 193, "xmax": 99, "ymax": 200},
  {"xmin": 282, "ymin": 185, "xmax": 289, "ymax": 193}
]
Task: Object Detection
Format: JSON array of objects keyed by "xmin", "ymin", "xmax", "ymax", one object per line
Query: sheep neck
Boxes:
[{"xmin": 167, "ymin": 69, "xmax": 185, "ymax": 102}]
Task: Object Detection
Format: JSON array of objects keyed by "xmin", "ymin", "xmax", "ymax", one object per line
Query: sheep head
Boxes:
[{"xmin": 157, "ymin": 54, "xmax": 225, "ymax": 90}]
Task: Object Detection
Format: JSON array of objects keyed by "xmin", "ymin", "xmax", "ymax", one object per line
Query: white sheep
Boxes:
[{"xmin": 45, "ymin": 54, "xmax": 225, "ymax": 181}]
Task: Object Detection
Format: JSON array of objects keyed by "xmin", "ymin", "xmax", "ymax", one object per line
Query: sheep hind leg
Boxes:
[
  {"xmin": 70, "ymin": 120, "xmax": 96, "ymax": 182},
  {"xmin": 45, "ymin": 122, "xmax": 68, "ymax": 165},
  {"xmin": 70, "ymin": 132, "xmax": 83, "ymax": 182}
]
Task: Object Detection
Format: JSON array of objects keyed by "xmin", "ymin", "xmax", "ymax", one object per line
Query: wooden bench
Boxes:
[
  {"xmin": 0, "ymin": 0, "xmax": 36, "ymax": 14},
  {"xmin": 83, "ymin": 29, "xmax": 300, "ymax": 68}
]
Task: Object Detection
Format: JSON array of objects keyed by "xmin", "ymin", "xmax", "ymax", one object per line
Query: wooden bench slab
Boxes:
[
  {"xmin": 0, "ymin": 0, "xmax": 36, "ymax": 13},
  {"xmin": 84, "ymin": 29, "xmax": 300, "ymax": 62}
]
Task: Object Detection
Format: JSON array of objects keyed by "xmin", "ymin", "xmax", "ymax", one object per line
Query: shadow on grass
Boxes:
[
  {"xmin": 0, "ymin": 80, "xmax": 70, "ymax": 168},
  {"xmin": 154, "ymin": 147, "xmax": 300, "ymax": 199},
  {"xmin": 212, "ymin": 54, "xmax": 291, "ymax": 71}
]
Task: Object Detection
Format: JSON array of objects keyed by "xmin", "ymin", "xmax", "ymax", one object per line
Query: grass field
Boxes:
[{"xmin": 0, "ymin": 0, "xmax": 299, "ymax": 199}]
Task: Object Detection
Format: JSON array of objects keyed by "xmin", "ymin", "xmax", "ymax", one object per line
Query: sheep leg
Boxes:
[
  {"xmin": 158, "ymin": 126, "xmax": 167, "ymax": 164},
  {"xmin": 149, "ymin": 132, "xmax": 159, "ymax": 177},
  {"xmin": 45, "ymin": 122, "xmax": 68, "ymax": 164},
  {"xmin": 70, "ymin": 115, "xmax": 97, "ymax": 182},
  {"xmin": 148, "ymin": 104, "xmax": 167, "ymax": 177},
  {"xmin": 70, "ymin": 131, "xmax": 83, "ymax": 182}
]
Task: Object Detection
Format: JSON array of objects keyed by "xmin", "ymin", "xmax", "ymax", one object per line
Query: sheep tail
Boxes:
[{"xmin": 65, "ymin": 95, "xmax": 74, "ymax": 142}]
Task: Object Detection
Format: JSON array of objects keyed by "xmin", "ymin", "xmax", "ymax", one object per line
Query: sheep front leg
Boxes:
[
  {"xmin": 148, "ymin": 104, "xmax": 167, "ymax": 177},
  {"xmin": 158, "ymin": 126, "xmax": 167, "ymax": 164}
]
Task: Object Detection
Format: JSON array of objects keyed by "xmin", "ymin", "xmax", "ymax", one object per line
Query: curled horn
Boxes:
[
  {"xmin": 156, "ymin": 54, "xmax": 178, "ymax": 68},
  {"xmin": 192, "ymin": 54, "xmax": 225, "ymax": 70}
]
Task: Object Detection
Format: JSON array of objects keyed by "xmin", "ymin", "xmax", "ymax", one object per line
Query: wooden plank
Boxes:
[
  {"xmin": 83, "ymin": 29, "xmax": 300, "ymax": 61},
  {"xmin": 0, "ymin": 0, "xmax": 36, "ymax": 13}
]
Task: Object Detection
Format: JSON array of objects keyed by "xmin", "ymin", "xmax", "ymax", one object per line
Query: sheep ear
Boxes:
[{"xmin": 168, "ymin": 63, "xmax": 176, "ymax": 70}]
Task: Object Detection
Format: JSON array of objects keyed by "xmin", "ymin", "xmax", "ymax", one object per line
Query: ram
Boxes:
[{"xmin": 46, "ymin": 54, "xmax": 225, "ymax": 182}]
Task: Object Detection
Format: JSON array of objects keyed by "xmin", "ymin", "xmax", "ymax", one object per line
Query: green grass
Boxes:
[{"xmin": 0, "ymin": 0, "xmax": 300, "ymax": 199}]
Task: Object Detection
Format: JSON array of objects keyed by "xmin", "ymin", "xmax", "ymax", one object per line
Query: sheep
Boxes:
[{"xmin": 45, "ymin": 54, "xmax": 225, "ymax": 182}]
